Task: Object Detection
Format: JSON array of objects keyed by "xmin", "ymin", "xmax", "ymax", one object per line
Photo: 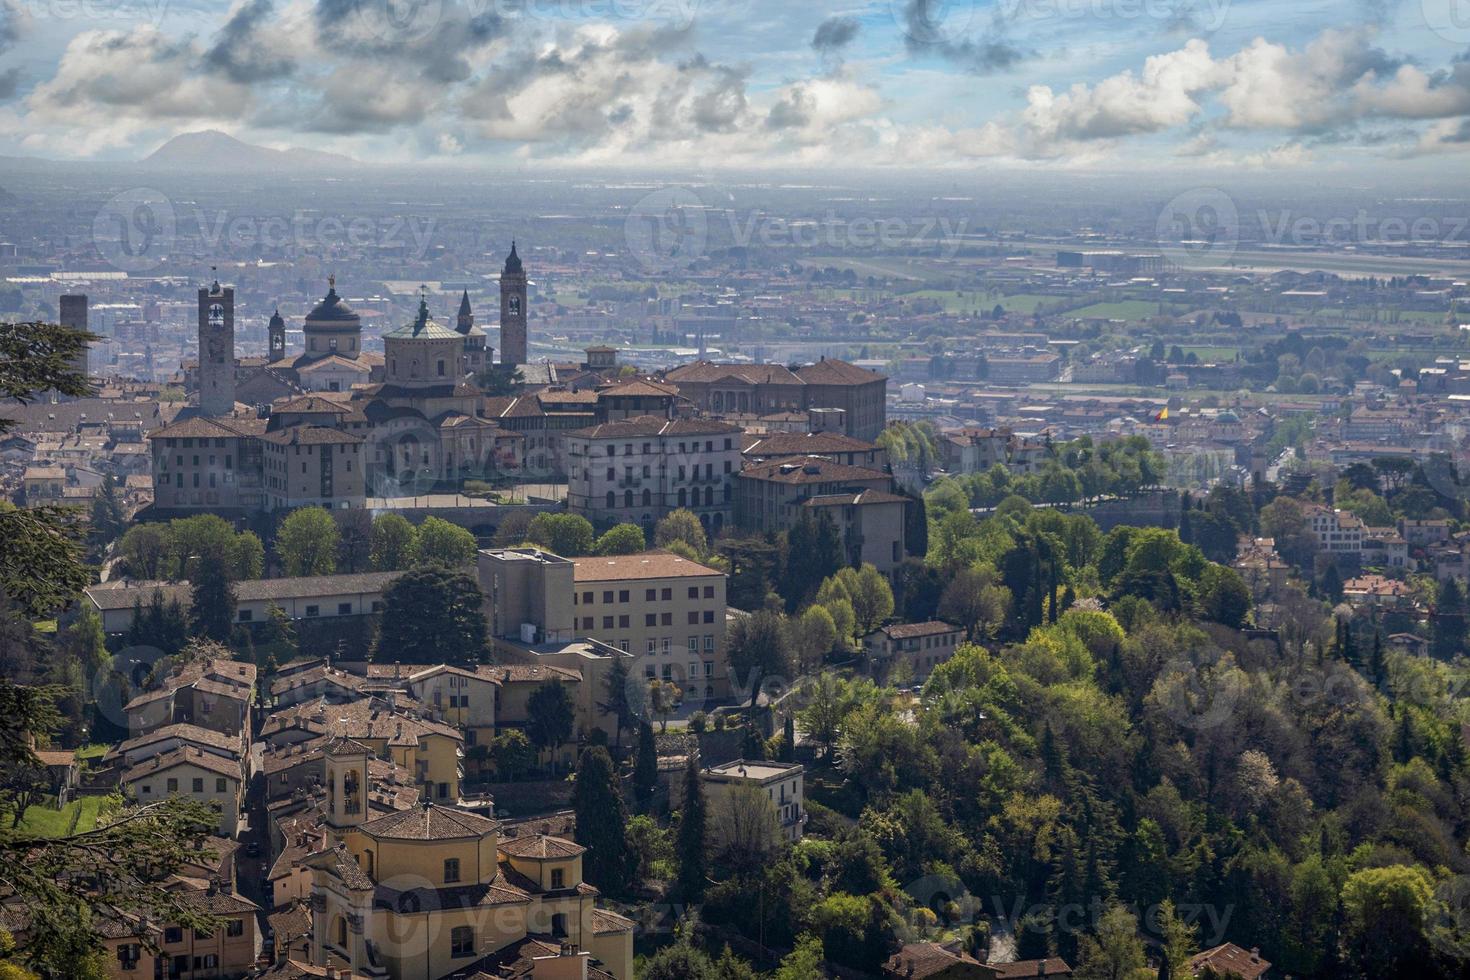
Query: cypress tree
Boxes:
[
  {"xmin": 572, "ymin": 747, "xmax": 631, "ymax": 895},
  {"xmin": 675, "ymin": 752, "xmax": 707, "ymax": 900},
  {"xmin": 633, "ymin": 721, "xmax": 658, "ymax": 809}
]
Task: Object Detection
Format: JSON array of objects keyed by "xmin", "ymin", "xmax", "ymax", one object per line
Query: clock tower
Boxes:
[
  {"xmin": 197, "ymin": 276, "xmax": 235, "ymax": 417},
  {"xmin": 499, "ymin": 241, "xmax": 527, "ymax": 366}
]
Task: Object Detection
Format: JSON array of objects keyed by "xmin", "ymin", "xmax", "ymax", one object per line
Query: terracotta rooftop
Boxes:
[
  {"xmin": 361, "ymin": 802, "xmax": 498, "ymax": 841},
  {"xmin": 571, "ymin": 550, "xmax": 722, "ymax": 582}
]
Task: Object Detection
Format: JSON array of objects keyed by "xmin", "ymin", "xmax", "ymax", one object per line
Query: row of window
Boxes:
[
  {"xmin": 138, "ymin": 775, "xmax": 232, "ymax": 794},
  {"xmin": 644, "ymin": 661, "xmax": 717, "ymax": 681},
  {"xmin": 577, "ymin": 585, "xmax": 717, "ymax": 604},
  {"xmin": 595, "ymin": 438, "xmax": 735, "ymax": 456},
  {"xmin": 579, "ymin": 608, "xmax": 718, "ymax": 630}
]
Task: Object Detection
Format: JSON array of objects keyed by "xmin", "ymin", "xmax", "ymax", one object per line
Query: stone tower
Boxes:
[
  {"xmin": 197, "ymin": 278, "xmax": 235, "ymax": 417},
  {"xmin": 58, "ymin": 294, "xmax": 90, "ymax": 392},
  {"xmin": 499, "ymin": 241, "xmax": 527, "ymax": 366},
  {"xmin": 267, "ymin": 308, "xmax": 286, "ymax": 364},
  {"xmin": 323, "ymin": 737, "xmax": 369, "ymax": 831},
  {"xmin": 456, "ymin": 290, "xmax": 473, "ymax": 334}
]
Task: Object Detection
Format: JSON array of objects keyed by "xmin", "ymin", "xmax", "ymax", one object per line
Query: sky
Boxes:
[{"xmin": 1, "ymin": 0, "xmax": 1469, "ymax": 172}]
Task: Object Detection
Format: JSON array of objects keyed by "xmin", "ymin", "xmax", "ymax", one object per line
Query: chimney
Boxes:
[{"xmin": 1037, "ymin": 960, "xmax": 1046, "ymax": 976}]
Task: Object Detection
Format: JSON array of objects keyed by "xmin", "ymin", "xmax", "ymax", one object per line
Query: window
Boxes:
[
  {"xmin": 602, "ymin": 590, "xmax": 614, "ymax": 604},
  {"xmin": 226, "ymin": 919, "xmax": 244, "ymax": 937},
  {"xmin": 237, "ymin": 609, "xmax": 253, "ymax": 622},
  {"xmin": 688, "ymin": 611, "xmax": 699, "ymax": 625},
  {"xmin": 166, "ymin": 778, "xmax": 178, "ymax": 792},
  {"xmin": 647, "ymin": 640, "xmax": 656, "ymax": 654},
  {"xmin": 661, "ymin": 588, "xmax": 672, "ymax": 600},
  {"xmin": 305, "ymin": 605, "xmax": 319, "ymax": 617},
  {"xmin": 581, "ymin": 617, "xmax": 593, "ymax": 629},
  {"xmin": 688, "ymin": 587, "xmax": 699, "ymax": 599},
  {"xmin": 645, "ymin": 665, "xmax": 656, "ymax": 678},
  {"xmin": 338, "ymin": 602, "xmax": 353, "ymax": 615},
  {"xmin": 704, "ymin": 610, "xmax": 715, "ymax": 624},
  {"xmin": 164, "ymin": 927, "xmax": 183, "ymax": 945},
  {"xmin": 644, "ymin": 613, "xmax": 656, "ymax": 627},
  {"xmin": 704, "ymin": 635, "xmax": 714, "ymax": 651},
  {"xmin": 689, "ymin": 661, "xmax": 699, "ymax": 680},
  {"xmin": 688, "ymin": 636, "xmax": 698, "ymax": 652},
  {"xmin": 551, "ymin": 868, "xmax": 565, "ymax": 889},
  {"xmin": 603, "ymin": 616, "xmax": 614, "ymax": 629},
  {"xmin": 662, "ymin": 664, "xmax": 672, "ymax": 680},
  {"xmin": 645, "ymin": 588, "xmax": 656, "ymax": 601},
  {"xmin": 451, "ymin": 926, "xmax": 474, "ymax": 957},
  {"xmin": 192, "ymin": 777, "xmax": 203, "ymax": 792},
  {"xmin": 583, "ymin": 592, "xmax": 594, "ymax": 604},
  {"xmin": 444, "ymin": 858, "xmax": 461, "ymax": 883},
  {"xmin": 661, "ymin": 612, "xmax": 672, "ymax": 626},
  {"xmin": 216, "ymin": 777, "xmax": 227, "ymax": 792},
  {"xmin": 619, "ymin": 615, "xmax": 629, "ymax": 628},
  {"xmin": 619, "ymin": 590, "xmax": 629, "ymax": 603},
  {"xmin": 704, "ymin": 586, "xmax": 715, "ymax": 598}
]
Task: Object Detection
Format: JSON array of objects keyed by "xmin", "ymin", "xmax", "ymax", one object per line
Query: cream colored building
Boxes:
[
  {"xmin": 305, "ymin": 739, "xmax": 632, "ymax": 980},
  {"xmin": 478, "ymin": 548, "xmax": 731, "ymax": 700},
  {"xmin": 121, "ymin": 746, "xmax": 245, "ymax": 837},
  {"xmin": 702, "ymin": 759, "xmax": 806, "ymax": 844}
]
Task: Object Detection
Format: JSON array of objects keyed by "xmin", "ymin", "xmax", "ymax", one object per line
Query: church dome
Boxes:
[
  {"xmin": 306, "ymin": 278, "xmax": 359, "ymax": 323},
  {"xmin": 383, "ymin": 294, "xmax": 461, "ymax": 340}
]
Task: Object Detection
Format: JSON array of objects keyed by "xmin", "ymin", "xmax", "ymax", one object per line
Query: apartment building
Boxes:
[
  {"xmin": 862, "ymin": 620, "xmax": 965, "ymax": 683},
  {"xmin": 1302, "ymin": 503, "xmax": 1365, "ymax": 556},
  {"xmin": 566, "ymin": 415, "xmax": 742, "ymax": 535},
  {"xmin": 148, "ymin": 415, "xmax": 267, "ymax": 513},
  {"xmin": 478, "ymin": 547, "xmax": 732, "ymax": 699}
]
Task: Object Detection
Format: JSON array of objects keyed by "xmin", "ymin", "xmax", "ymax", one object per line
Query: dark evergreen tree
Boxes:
[
  {"xmin": 572, "ymin": 747, "xmax": 631, "ymax": 895},
  {"xmin": 675, "ymin": 752, "xmax": 707, "ymax": 900},
  {"xmin": 188, "ymin": 548, "xmax": 237, "ymax": 644},
  {"xmin": 377, "ymin": 566, "xmax": 486, "ymax": 663},
  {"xmin": 633, "ymin": 720, "xmax": 657, "ymax": 808},
  {"xmin": 782, "ymin": 713, "xmax": 795, "ymax": 761},
  {"xmin": 599, "ymin": 655, "xmax": 634, "ymax": 753}
]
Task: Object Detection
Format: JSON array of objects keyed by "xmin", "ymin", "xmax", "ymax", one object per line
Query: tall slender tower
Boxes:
[
  {"xmin": 267, "ymin": 308, "xmax": 286, "ymax": 363},
  {"xmin": 197, "ymin": 278, "xmax": 235, "ymax": 417},
  {"xmin": 58, "ymin": 294, "xmax": 90, "ymax": 395},
  {"xmin": 499, "ymin": 241, "xmax": 527, "ymax": 366}
]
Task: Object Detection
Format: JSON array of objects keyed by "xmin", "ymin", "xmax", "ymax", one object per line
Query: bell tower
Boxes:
[
  {"xmin": 197, "ymin": 275, "xmax": 235, "ymax": 417},
  {"xmin": 268, "ymin": 308, "xmax": 286, "ymax": 364},
  {"xmin": 499, "ymin": 241, "xmax": 527, "ymax": 366},
  {"xmin": 324, "ymin": 737, "xmax": 369, "ymax": 832}
]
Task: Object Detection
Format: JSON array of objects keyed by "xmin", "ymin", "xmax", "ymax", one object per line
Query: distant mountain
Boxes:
[{"xmin": 142, "ymin": 131, "xmax": 358, "ymax": 172}]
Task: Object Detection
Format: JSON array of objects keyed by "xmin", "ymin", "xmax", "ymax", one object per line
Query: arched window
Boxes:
[
  {"xmin": 606, "ymin": 491, "xmax": 616, "ymax": 508},
  {"xmin": 624, "ymin": 490, "xmax": 633, "ymax": 507},
  {"xmin": 678, "ymin": 489, "xmax": 687, "ymax": 507},
  {"xmin": 704, "ymin": 486, "xmax": 714, "ymax": 506},
  {"xmin": 642, "ymin": 489, "xmax": 651, "ymax": 506}
]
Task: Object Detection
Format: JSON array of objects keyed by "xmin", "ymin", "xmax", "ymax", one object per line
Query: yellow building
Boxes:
[{"xmin": 305, "ymin": 741, "xmax": 632, "ymax": 980}]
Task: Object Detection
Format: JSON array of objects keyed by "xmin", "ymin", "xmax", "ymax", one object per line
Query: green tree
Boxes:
[
  {"xmin": 938, "ymin": 565, "xmax": 1011, "ymax": 642},
  {"xmin": 654, "ymin": 508, "xmax": 708, "ymax": 555},
  {"xmin": 1074, "ymin": 903, "xmax": 1150, "ymax": 980},
  {"xmin": 599, "ymin": 655, "xmax": 634, "ymax": 751},
  {"xmin": 795, "ymin": 604, "xmax": 837, "ymax": 673},
  {"xmin": 572, "ymin": 747, "xmax": 631, "ymax": 894},
  {"xmin": 838, "ymin": 565, "xmax": 895, "ymax": 635},
  {"xmin": 414, "ymin": 516, "xmax": 477, "ymax": 567},
  {"xmin": 377, "ymin": 566, "xmax": 486, "ymax": 663},
  {"xmin": 275, "ymin": 507, "xmax": 339, "ymax": 576},
  {"xmin": 87, "ymin": 475, "xmax": 126, "ymax": 558},
  {"xmin": 648, "ymin": 678, "xmax": 682, "ymax": 732},
  {"xmin": 726, "ymin": 608, "xmax": 792, "ymax": 706},
  {"xmin": 1339, "ymin": 865, "xmax": 1435, "ymax": 978},
  {"xmin": 187, "ymin": 547, "xmax": 237, "ymax": 644},
  {"xmin": 525, "ymin": 681, "xmax": 575, "ymax": 768},
  {"xmin": 781, "ymin": 512, "xmax": 845, "ymax": 608},
  {"xmin": 633, "ymin": 721, "xmax": 658, "ymax": 808},
  {"xmin": 595, "ymin": 523, "xmax": 646, "ymax": 556},
  {"xmin": 490, "ymin": 730, "xmax": 534, "ymax": 781},
  {"xmin": 370, "ymin": 513, "xmax": 419, "ymax": 570},
  {"xmin": 1199, "ymin": 564, "xmax": 1251, "ymax": 629},
  {"xmin": 526, "ymin": 513, "xmax": 595, "ymax": 556},
  {"xmin": 0, "ymin": 320, "xmax": 95, "ymax": 617},
  {"xmin": 773, "ymin": 934, "xmax": 824, "ymax": 980},
  {"xmin": 118, "ymin": 524, "xmax": 173, "ymax": 580},
  {"xmin": 676, "ymin": 752, "xmax": 708, "ymax": 899}
]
